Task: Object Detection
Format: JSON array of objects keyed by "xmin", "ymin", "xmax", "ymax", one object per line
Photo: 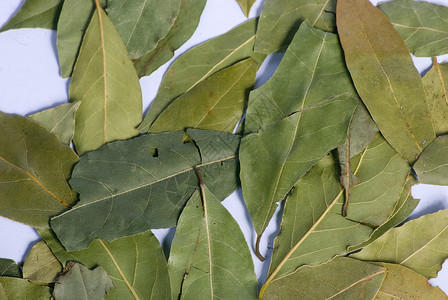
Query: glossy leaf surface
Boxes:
[
  {"xmin": 22, "ymin": 241, "xmax": 62, "ymax": 284},
  {"xmin": 30, "ymin": 102, "xmax": 80, "ymax": 145},
  {"xmin": 337, "ymin": 0, "xmax": 435, "ymax": 164},
  {"xmin": 0, "ymin": 112, "xmax": 78, "ymax": 228},
  {"xmin": 149, "ymin": 58, "xmax": 257, "ymax": 133},
  {"xmin": 352, "ymin": 209, "xmax": 448, "ymax": 278},
  {"xmin": 168, "ymin": 188, "xmax": 258, "ymax": 300},
  {"xmin": 139, "ymin": 18, "xmax": 264, "ymax": 131},
  {"xmin": 262, "ymin": 257, "xmax": 386, "ymax": 300},
  {"xmin": 379, "ymin": 0, "xmax": 448, "ymax": 57},
  {"xmin": 236, "ymin": 0, "xmax": 256, "ymax": 17},
  {"xmin": 0, "ymin": 259, "xmax": 21, "ymax": 278},
  {"xmin": 0, "ymin": 277, "xmax": 50, "ymax": 299},
  {"xmin": 414, "ymin": 135, "xmax": 448, "ymax": 185},
  {"xmin": 70, "ymin": 6, "xmax": 142, "ymax": 155},
  {"xmin": 424, "ymin": 59, "xmax": 448, "ymax": 136}
]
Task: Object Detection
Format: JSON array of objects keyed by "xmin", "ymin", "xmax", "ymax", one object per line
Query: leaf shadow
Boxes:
[
  {"xmin": 407, "ymin": 198, "xmax": 447, "ymax": 221},
  {"xmin": 20, "ymin": 229, "xmax": 40, "ymax": 264},
  {"xmin": 254, "ymin": 0, "xmax": 267, "ymax": 16},
  {"xmin": 1, "ymin": 0, "xmax": 26, "ymax": 28}
]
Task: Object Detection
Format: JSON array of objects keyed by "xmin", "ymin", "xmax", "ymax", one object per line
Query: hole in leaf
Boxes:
[{"xmin": 150, "ymin": 147, "xmax": 159, "ymax": 157}]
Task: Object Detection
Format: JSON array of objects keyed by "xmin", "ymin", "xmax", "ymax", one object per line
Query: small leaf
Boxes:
[
  {"xmin": 29, "ymin": 102, "xmax": 80, "ymax": 145},
  {"xmin": 53, "ymin": 263, "xmax": 114, "ymax": 300},
  {"xmin": 236, "ymin": 0, "xmax": 256, "ymax": 17},
  {"xmin": 0, "ymin": 259, "xmax": 21, "ymax": 278},
  {"xmin": 414, "ymin": 135, "xmax": 448, "ymax": 185},
  {"xmin": 0, "ymin": 0, "xmax": 62, "ymax": 32},
  {"xmin": 22, "ymin": 241, "xmax": 62, "ymax": 284},
  {"xmin": 0, "ymin": 112, "xmax": 78, "ymax": 228},
  {"xmin": 0, "ymin": 277, "xmax": 50, "ymax": 299},
  {"xmin": 337, "ymin": 0, "xmax": 435, "ymax": 164}
]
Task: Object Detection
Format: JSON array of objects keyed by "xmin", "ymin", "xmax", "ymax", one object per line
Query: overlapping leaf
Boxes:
[
  {"xmin": 337, "ymin": 0, "xmax": 435, "ymax": 164},
  {"xmin": 0, "ymin": 277, "xmax": 50, "ymax": 299},
  {"xmin": 168, "ymin": 187, "xmax": 258, "ymax": 300},
  {"xmin": 378, "ymin": 0, "xmax": 448, "ymax": 57},
  {"xmin": 22, "ymin": 241, "xmax": 62, "ymax": 284},
  {"xmin": 0, "ymin": 112, "xmax": 78, "ymax": 228},
  {"xmin": 424, "ymin": 59, "xmax": 448, "ymax": 136},
  {"xmin": 139, "ymin": 18, "xmax": 264, "ymax": 131},
  {"xmin": 0, "ymin": 259, "xmax": 21, "ymax": 278},
  {"xmin": 236, "ymin": 0, "xmax": 256, "ymax": 17},
  {"xmin": 70, "ymin": 5, "xmax": 142, "ymax": 155},
  {"xmin": 414, "ymin": 135, "xmax": 448, "ymax": 185}
]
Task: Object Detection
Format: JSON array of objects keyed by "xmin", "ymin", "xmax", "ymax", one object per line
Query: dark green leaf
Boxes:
[
  {"xmin": 22, "ymin": 241, "xmax": 62, "ymax": 284},
  {"xmin": 0, "ymin": 259, "xmax": 21, "ymax": 278}
]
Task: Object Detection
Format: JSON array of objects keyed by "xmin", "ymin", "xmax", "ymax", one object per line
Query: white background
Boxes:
[{"xmin": 0, "ymin": 0, "xmax": 448, "ymax": 295}]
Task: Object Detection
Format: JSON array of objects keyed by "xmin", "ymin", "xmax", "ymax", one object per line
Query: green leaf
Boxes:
[
  {"xmin": 414, "ymin": 135, "xmax": 448, "ymax": 185},
  {"xmin": 149, "ymin": 58, "xmax": 258, "ymax": 133},
  {"xmin": 0, "ymin": 277, "xmax": 50, "ymax": 299},
  {"xmin": 0, "ymin": 259, "xmax": 21, "ymax": 278},
  {"xmin": 337, "ymin": 0, "xmax": 435, "ymax": 164},
  {"xmin": 40, "ymin": 229, "xmax": 171, "ymax": 300},
  {"xmin": 374, "ymin": 262, "xmax": 447, "ymax": 300},
  {"xmin": 261, "ymin": 257, "xmax": 386, "ymax": 300},
  {"xmin": 423, "ymin": 58, "xmax": 448, "ymax": 136},
  {"xmin": 29, "ymin": 102, "xmax": 80, "ymax": 145},
  {"xmin": 168, "ymin": 187, "xmax": 258, "ymax": 300},
  {"xmin": 22, "ymin": 241, "xmax": 62, "ymax": 284},
  {"xmin": 0, "ymin": 112, "xmax": 78, "ymax": 229},
  {"xmin": 133, "ymin": 0, "xmax": 206, "ymax": 78},
  {"xmin": 139, "ymin": 18, "xmax": 264, "ymax": 131},
  {"xmin": 107, "ymin": 0, "xmax": 181, "ymax": 60},
  {"xmin": 70, "ymin": 5, "xmax": 142, "ymax": 155},
  {"xmin": 54, "ymin": 263, "xmax": 114, "ymax": 300},
  {"xmin": 240, "ymin": 21, "xmax": 358, "ymax": 254},
  {"xmin": 51, "ymin": 130, "xmax": 240, "ymax": 250},
  {"xmin": 378, "ymin": 0, "xmax": 448, "ymax": 57},
  {"xmin": 236, "ymin": 0, "xmax": 256, "ymax": 17},
  {"xmin": 0, "ymin": 0, "xmax": 62, "ymax": 32},
  {"xmin": 254, "ymin": 0, "xmax": 336, "ymax": 54},
  {"xmin": 352, "ymin": 209, "xmax": 448, "ymax": 278}
]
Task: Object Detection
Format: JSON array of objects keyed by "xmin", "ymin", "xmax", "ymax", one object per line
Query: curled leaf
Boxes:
[{"xmin": 22, "ymin": 241, "xmax": 62, "ymax": 284}]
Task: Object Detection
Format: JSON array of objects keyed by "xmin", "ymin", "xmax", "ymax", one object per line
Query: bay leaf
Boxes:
[
  {"xmin": 168, "ymin": 187, "xmax": 258, "ymax": 300},
  {"xmin": 0, "ymin": 0, "xmax": 62, "ymax": 32},
  {"xmin": 337, "ymin": 0, "xmax": 435, "ymax": 164},
  {"xmin": 378, "ymin": 0, "xmax": 448, "ymax": 57},
  {"xmin": 374, "ymin": 262, "xmax": 447, "ymax": 300},
  {"xmin": 0, "ymin": 277, "xmax": 50, "ymax": 299},
  {"xmin": 70, "ymin": 5, "xmax": 142, "ymax": 155},
  {"xmin": 133, "ymin": 0, "xmax": 206, "ymax": 78},
  {"xmin": 261, "ymin": 257, "xmax": 386, "ymax": 300},
  {"xmin": 149, "ymin": 58, "xmax": 258, "ymax": 133},
  {"xmin": 138, "ymin": 18, "xmax": 264, "ymax": 131},
  {"xmin": 22, "ymin": 240, "xmax": 62, "ymax": 284},
  {"xmin": 51, "ymin": 130, "xmax": 240, "ymax": 250},
  {"xmin": 236, "ymin": 0, "xmax": 256, "ymax": 17},
  {"xmin": 414, "ymin": 135, "xmax": 448, "ymax": 185},
  {"xmin": 352, "ymin": 208, "xmax": 448, "ymax": 278},
  {"xmin": 107, "ymin": 0, "xmax": 180, "ymax": 60},
  {"xmin": 29, "ymin": 102, "xmax": 80, "ymax": 145},
  {"xmin": 53, "ymin": 263, "xmax": 114, "ymax": 300},
  {"xmin": 423, "ymin": 58, "xmax": 448, "ymax": 136},
  {"xmin": 40, "ymin": 229, "xmax": 171, "ymax": 300},
  {"xmin": 240, "ymin": 21, "xmax": 358, "ymax": 256},
  {"xmin": 254, "ymin": 0, "xmax": 336, "ymax": 54},
  {"xmin": 0, "ymin": 112, "xmax": 78, "ymax": 229},
  {"xmin": 0, "ymin": 259, "xmax": 21, "ymax": 278}
]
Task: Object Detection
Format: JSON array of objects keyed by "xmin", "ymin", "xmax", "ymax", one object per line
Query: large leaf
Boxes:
[
  {"xmin": 22, "ymin": 241, "xmax": 62, "ymax": 284},
  {"xmin": 0, "ymin": 277, "xmax": 50, "ymax": 299},
  {"xmin": 70, "ymin": 5, "xmax": 142, "ymax": 155},
  {"xmin": 0, "ymin": 112, "xmax": 78, "ymax": 228},
  {"xmin": 261, "ymin": 257, "xmax": 386, "ymax": 300},
  {"xmin": 51, "ymin": 130, "xmax": 240, "ymax": 250},
  {"xmin": 0, "ymin": 259, "xmax": 21, "ymax": 278},
  {"xmin": 254, "ymin": 0, "xmax": 336, "ymax": 54},
  {"xmin": 53, "ymin": 263, "xmax": 114, "ymax": 300},
  {"xmin": 414, "ymin": 135, "xmax": 448, "ymax": 185},
  {"xmin": 424, "ymin": 59, "xmax": 448, "ymax": 136},
  {"xmin": 378, "ymin": 0, "xmax": 448, "ymax": 57},
  {"xmin": 133, "ymin": 0, "xmax": 206, "ymax": 78},
  {"xmin": 337, "ymin": 0, "xmax": 435, "ymax": 164},
  {"xmin": 352, "ymin": 209, "xmax": 448, "ymax": 278},
  {"xmin": 240, "ymin": 21, "xmax": 358, "ymax": 254},
  {"xmin": 139, "ymin": 18, "xmax": 264, "ymax": 131},
  {"xmin": 29, "ymin": 102, "xmax": 80, "ymax": 145},
  {"xmin": 168, "ymin": 187, "xmax": 258, "ymax": 300},
  {"xmin": 236, "ymin": 0, "xmax": 256, "ymax": 17},
  {"xmin": 40, "ymin": 229, "xmax": 171, "ymax": 300},
  {"xmin": 0, "ymin": 0, "xmax": 62, "ymax": 32},
  {"xmin": 374, "ymin": 262, "xmax": 447, "ymax": 300},
  {"xmin": 107, "ymin": 0, "xmax": 180, "ymax": 60},
  {"xmin": 149, "ymin": 58, "xmax": 258, "ymax": 133}
]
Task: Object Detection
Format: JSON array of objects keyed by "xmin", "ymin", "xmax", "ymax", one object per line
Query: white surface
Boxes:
[{"xmin": 0, "ymin": 0, "xmax": 447, "ymax": 294}]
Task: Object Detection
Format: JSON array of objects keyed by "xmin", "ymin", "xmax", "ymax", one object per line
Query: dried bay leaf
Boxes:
[
  {"xmin": 352, "ymin": 209, "xmax": 448, "ymax": 278},
  {"xmin": 424, "ymin": 59, "xmax": 448, "ymax": 136},
  {"xmin": 139, "ymin": 18, "xmax": 264, "ymax": 131},
  {"xmin": 168, "ymin": 187, "xmax": 258, "ymax": 300},
  {"xmin": 0, "ymin": 112, "xmax": 78, "ymax": 229},
  {"xmin": 29, "ymin": 102, "xmax": 80, "ymax": 145},
  {"xmin": 51, "ymin": 130, "xmax": 240, "ymax": 250},
  {"xmin": 378, "ymin": 0, "xmax": 448, "ymax": 57},
  {"xmin": 0, "ymin": 277, "xmax": 50, "ymax": 299},
  {"xmin": 254, "ymin": 0, "xmax": 336, "ymax": 54},
  {"xmin": 53, "ymin": 263, "xmax": 114, "ymax": 300},
  {"xmin": 70, "ymin": 4, "xmax": 142, "ymax": 155},
  {"xmin": 149, "ymin": 58, "xmax": 258, "ymax": 133},
  {"xmin": 0, "ymin": 259, "xmax": 21, "ymax": 278},
  {"xmin": 236, "ymin": 0, "xmax": 256, "ymax": 17},
  {"xmin": 414, "ymin": 135, "xmax": 448, "ymax": 185},
  {"xmin": 337, "ymin": 0, "xmax": 435, "ymax": 164},
  {"xmin": 22, "ymin": 241, "xmax": 62, "ymax": 284}
]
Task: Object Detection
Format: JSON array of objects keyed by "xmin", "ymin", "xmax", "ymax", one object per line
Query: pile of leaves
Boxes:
[{"xmin": 1, "ymin": 0, "xmax": 448, "ymax": 298}]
